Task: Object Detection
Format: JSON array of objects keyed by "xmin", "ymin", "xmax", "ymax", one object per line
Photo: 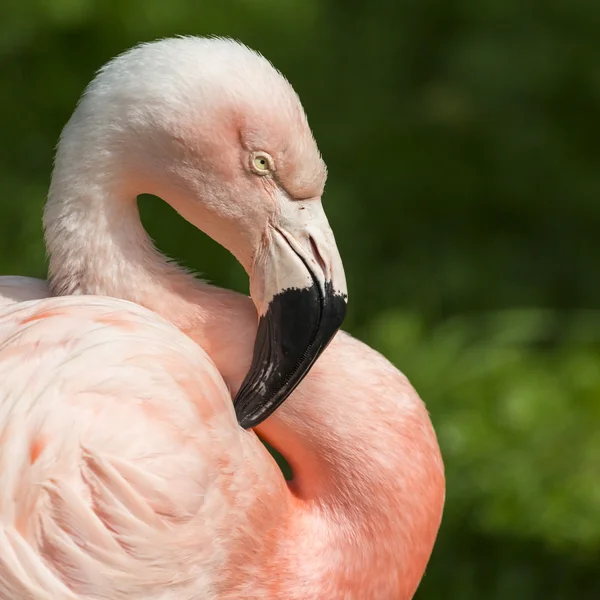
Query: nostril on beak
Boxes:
[{"xmin": 309, "ymin": 235, "xmax": 328, "ymax": 277}]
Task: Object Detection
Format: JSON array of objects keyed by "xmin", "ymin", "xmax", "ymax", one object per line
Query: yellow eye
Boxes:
[
  {"xmin": 251, "ymin": 152, "xmax": 273, "ymax": 174},
  {"xmin": 254, "ymin": 156, "xmax": 269, "ymax": 170}
]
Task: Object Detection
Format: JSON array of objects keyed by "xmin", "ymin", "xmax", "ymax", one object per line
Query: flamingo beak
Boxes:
[{"xmin": 234, "ymin": 199, "xmax": 347, "ymax": 429}]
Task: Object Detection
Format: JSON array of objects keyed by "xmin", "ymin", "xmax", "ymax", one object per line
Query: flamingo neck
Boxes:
[
  {"xmin": 45, "ymin": 159, "xmax": 444, "ymax": 599},
  {"xmin": 45, "ymin": 167, "xmax": 255, "ymax": 390}
]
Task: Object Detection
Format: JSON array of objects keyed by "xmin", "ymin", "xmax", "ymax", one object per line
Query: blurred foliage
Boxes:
[{"xmin": 2, "ymin": 0, "xmax": 600, "ymax": 597}]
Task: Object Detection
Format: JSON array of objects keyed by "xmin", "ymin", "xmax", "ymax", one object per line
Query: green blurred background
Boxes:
[{"xmin": 2, "ymin": 0, "xmax": 599, "ymax": 597}]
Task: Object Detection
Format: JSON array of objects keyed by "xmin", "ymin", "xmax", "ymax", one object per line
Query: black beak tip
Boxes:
[
  {"xmin": 233, "ymin": 281, "xmax": 347, "ymax": 429},
  {"xmin": 236, "ymin": 412, "xmax": 257, "ymax": 430}
]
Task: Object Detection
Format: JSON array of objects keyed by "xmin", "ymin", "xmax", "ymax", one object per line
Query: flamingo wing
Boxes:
[{"xmin": 0, "ymin": 295, "xmax": 277, "ymax": 599}]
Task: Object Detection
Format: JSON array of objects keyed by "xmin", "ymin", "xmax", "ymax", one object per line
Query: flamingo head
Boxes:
[{"xmin": 71, "ymin": 37, "xmax": 348, "ymax": 428}]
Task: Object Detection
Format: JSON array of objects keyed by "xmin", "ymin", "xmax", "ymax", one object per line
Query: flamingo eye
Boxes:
[{"xmin": 251, "ymin": 152, "xmax": 273, "ymax": 174}]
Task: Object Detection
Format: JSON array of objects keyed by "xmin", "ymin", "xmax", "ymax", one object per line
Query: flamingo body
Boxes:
[{"xmin": 0, "ymin": 286, "xmax": 444, "ymax": 599}]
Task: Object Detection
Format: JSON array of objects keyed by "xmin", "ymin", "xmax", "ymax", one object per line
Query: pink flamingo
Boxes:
[{"xmin": 0, "ymin": 37, "xmax": 444, "ymax": 599}]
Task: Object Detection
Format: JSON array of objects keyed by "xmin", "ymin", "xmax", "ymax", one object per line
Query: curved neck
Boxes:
[{"xmin": 45, "ymin": 157, "xmax": 444, "ymax": 598}]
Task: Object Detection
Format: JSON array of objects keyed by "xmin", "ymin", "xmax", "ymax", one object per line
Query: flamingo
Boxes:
[{"xmin": 0, "ymin": 37, "xmax": 445, "ymax": 599}]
